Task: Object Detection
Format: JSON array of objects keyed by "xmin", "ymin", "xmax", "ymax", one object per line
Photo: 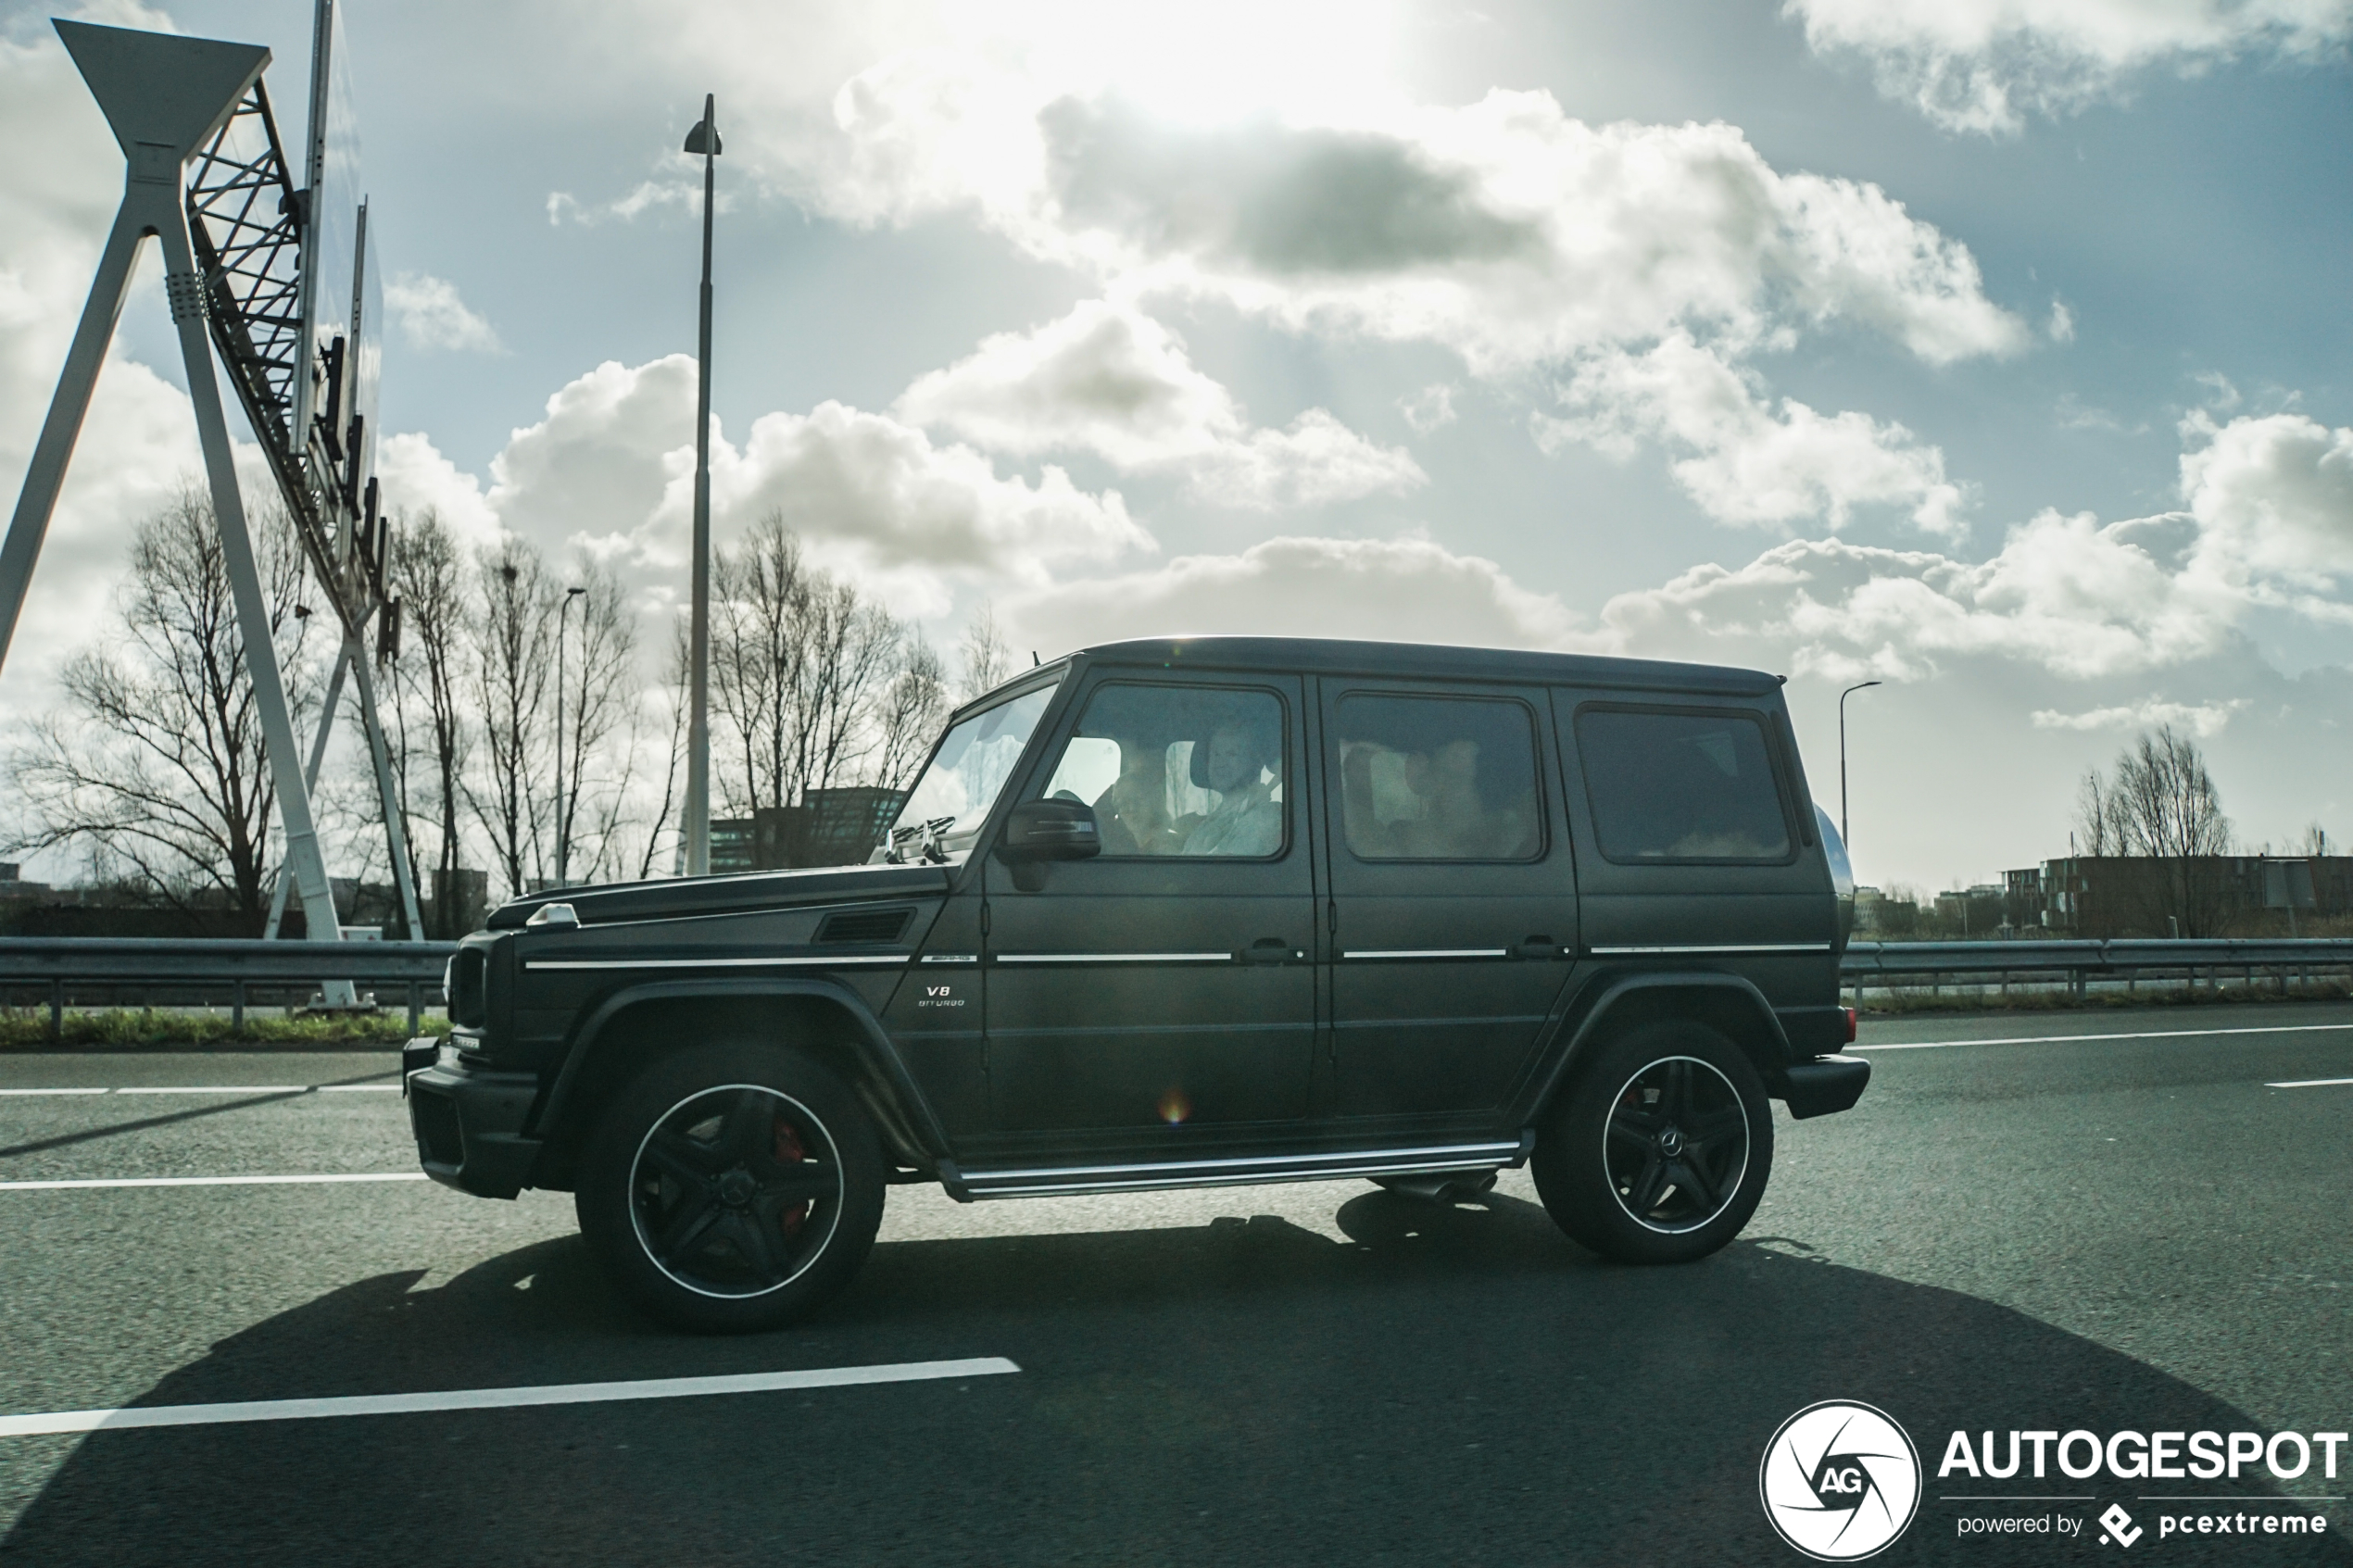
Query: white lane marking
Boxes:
[
  {"xmin": 0, "ymin": 1173, "xmax": 425, "ymax": 1192},
  {"xmin": 0, "ymin": 1083, "xmax": 400, "ymax": 1097},
  {"xmin": 2268, "ymin": 1077, "xmax": 2353, "ymax": 1088},
  {"xmin": 0, "ymin": 1358, "xmax": 1022, "ymax": 1437},
  {"xmin": 115, "ymin": 1085, "xmax": 310, "ymax": 1096},
  {"xmin": 1854, "ymin": 1022, "xmax": 2353, "ymax": 1051}
]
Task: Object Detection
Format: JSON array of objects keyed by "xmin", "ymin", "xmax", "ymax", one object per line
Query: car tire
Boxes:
[
  {"xmin": 574, "ymin": 1041, "xmax": 885, "ymax": 1333},
  {"xmin": 1531, "ymin": 1020, "xmax": 1773, "ymax": 1264}
]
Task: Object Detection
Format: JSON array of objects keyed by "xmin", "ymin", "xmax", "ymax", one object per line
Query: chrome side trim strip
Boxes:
[
  {"xmin": 972, "ymin": 1159, "xmax": 1516, "ymax": 1198},
  {"xmin": 963, "ymin": 1140, "xmax": 1521, "ymax": 1185},
  {"xmin": 919, "ymin": 953, "xmax": 978, "ymax": 965},
  {"xmin": 1587, "ymin": 943, "xmax": 1831, "ymax": 956},
  {"xmin": 993, "ymin": 952, "xmax": 1231, "ymax": 965},
  {"xmin": 1340, "ymin": 947, "xmax": 1510, "ymax": 960},
  {"xmin": 522, "ymin": 955, "xmax": 909, "ymax": 972}
]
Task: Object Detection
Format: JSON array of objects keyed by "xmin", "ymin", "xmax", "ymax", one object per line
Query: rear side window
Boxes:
[
  {"xmin": 1335, "ymin": 694, "xmax": 1541, "ymax": 861},
  {"xmin": 1576, "ymin": 708, "xmax": 1791, "ymax": 863}
]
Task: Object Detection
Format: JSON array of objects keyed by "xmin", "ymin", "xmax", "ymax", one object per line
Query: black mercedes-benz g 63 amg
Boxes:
[{"xmin": 407, "ymin": 636, "xmax": 1868, "ymax": 1332}]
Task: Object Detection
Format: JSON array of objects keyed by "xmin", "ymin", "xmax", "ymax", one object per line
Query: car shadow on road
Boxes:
[{"xmin": 4, "ymin": 1190, "xmax": 2344, "ymax": 1568}]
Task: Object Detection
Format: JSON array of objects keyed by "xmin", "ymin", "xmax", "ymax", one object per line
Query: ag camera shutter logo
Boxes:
[{"xmin": 1760, "ymin": 1401, "xmax": 1922, "ymax": 1561}]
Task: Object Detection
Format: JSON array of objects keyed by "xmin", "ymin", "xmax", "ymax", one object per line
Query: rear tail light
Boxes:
[{"xmin": 1843, "ymin": 1007, "xmax": 1857, "ymax": 1044}]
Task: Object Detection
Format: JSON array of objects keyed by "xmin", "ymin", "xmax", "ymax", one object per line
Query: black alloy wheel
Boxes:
[
  {"xmin": 1603, "ymin": 1056, "xmax": 1748, "ymax": 1233},
  {"xmin": 631, "ymin": 1085, "xmax": 842, "ymax": 1298},
  {"xmin": 577, "ymin": 1043, "xmax": 885, "ymax": 1333},
  {"xmin": 1531, "ymin": 1020, "xmax": 1772, "ymax": 1265}
]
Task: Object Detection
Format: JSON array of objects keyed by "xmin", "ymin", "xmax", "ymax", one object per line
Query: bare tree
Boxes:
[
  {"xmin": 956, "ymin": 599, "xmax": 1011, "ymax": 702},
  {"xmin": 2082, "ymin": 725, "xmax": 2234, "ymax": 936},
  {"xmin": 465, "ymin": 538, "xmax": 555, "ymax": 900},
  {"xmin": 711, "ymin": 514, "xmax": 906, "ymax": 815},
  {"xmin": 633, "ymin": 620, "xmax": 693, "ymax": 881},
  {"xmin": 2073, "ymin": 770, "xmax": 2114, "ymax": 857},
  {"xmin": 386, "ymin": 509, "xmax": 475, "ymax": 935},
  {"xmin": 872, "ymin": 636, "xmax": 949, "ymax": 791},
  {"xmin": 2300, "ymin": 822, "xmax": 2333, "ymax": 859},
  {"xmin": 6, "ymin": 484, "xmax": 320, "ymax": 918},
  {"xmin": 551, "ymin": 558, "xmax": 644, "ymax": 884}
]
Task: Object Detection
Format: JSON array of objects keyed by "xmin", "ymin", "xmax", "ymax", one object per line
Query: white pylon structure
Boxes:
[{"xmin": 0, "ymin": 18, "xmax": 421, "ymax": 954}]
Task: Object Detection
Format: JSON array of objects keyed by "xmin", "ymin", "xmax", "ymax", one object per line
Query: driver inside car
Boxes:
[{"xmin": 1181, "ymin": 721, "xmax": 1282, "ymax": 857}]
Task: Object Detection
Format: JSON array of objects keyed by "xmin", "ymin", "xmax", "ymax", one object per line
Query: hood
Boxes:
[{"xmin": 485, "ymin": 862, "xmax": 953, "ymax": 930}]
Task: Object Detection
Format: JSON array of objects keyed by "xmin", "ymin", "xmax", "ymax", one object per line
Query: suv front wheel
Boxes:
[
  {"xmin": 575, "ymin": 1042, "xmax": 885, "ymax": 1332},
  {"xmin": 1532, "ymin": 1020, "xmax": 1773, "ymax": 1264}
]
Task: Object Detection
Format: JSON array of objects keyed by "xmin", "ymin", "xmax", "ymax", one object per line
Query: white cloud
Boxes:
[
  {"xmin": 2032, "ymin": 698, "xmax": 2246, "ymax": 735},
  {"xmin": 2179, "ymin": 409, "xmax": 2353, "ymax": 607},
  {"xmin": 373, "ymin": 432, "xmax": 503, "ymax": 548},
  {"xmin": 2047, "ymin": 298, "xmax": 2075, "ymax": 343},
  {"xmin": 384, "ymin": 272, "xmax": 503, "ymax": 354},
  {"xmin": 824, "ymin": 82, "xmax": 2029, "ymax": 374},
  {"xmin": 895, "ymin": 299, "xmax": 1422, "ymax": 508},
  {"xmin": 1400, "ymin": 383, "xmax": 1457, "ymax": 433},
  {"xmin": 546, "ymin": 173, "xmax": 737, "ymax": 228},
  {"xmin": 553, "ymin": 10, "xmax": 2031, "ymax": 535},
  {"xmin": 1536, "ymin": 333, "xmax": 1968, "ymax": 536},
  {"xmin": 387, "ymin": 355, "xmax": 1150, "ymax": 621},
  {"xmin": 1000, "ymin": 533, "xmax": 1580, "ymax": 656},
  {"xmin": 1787, "ymin": 0, "xmax": 2353, "ymax": 133},
  {"xmin": 815, "ymin": 73, "xmax": 2026, "ymax": 532}
]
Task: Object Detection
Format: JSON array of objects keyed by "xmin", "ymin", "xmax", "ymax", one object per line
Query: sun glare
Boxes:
[{"xmin": 1026, "ymin": 0, "xmax": 1404, "ymax": 125}]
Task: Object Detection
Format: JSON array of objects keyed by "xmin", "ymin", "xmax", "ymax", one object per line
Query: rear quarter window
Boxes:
[{"xmin": 1575, "ymin": 707, "xmax": 1793, "ymax": 864}]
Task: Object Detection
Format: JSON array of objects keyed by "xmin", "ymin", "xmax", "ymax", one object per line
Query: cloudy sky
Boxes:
[{"xmin": 2, "ymin": 0, "xmax": 2349, "ymax": 892}]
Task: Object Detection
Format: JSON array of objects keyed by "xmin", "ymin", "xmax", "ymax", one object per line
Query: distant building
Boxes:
[
  {"xmin": 710, "ymin": 787, "xmax": 908, "ymax": 875},
  {"xmin": 2006, "ymin": 856, "xmax": 2353, "ymax": 937}
]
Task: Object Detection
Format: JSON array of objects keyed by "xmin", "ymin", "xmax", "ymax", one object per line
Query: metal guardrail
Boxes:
[
  {"xmin": 1843, "ymin": 937, "xmax": 2353, "ymax": 998},
  {"xmin": 0, "ymin": 936, "xmax": 459, "ymax": 1035}
]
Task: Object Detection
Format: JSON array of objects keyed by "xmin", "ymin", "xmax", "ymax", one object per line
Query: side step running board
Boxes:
[{"xmin": 941, "ymin": 1135, "xmax": 1531, "ymax": 1201}]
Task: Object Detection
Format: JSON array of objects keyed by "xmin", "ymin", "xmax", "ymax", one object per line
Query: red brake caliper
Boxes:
[{"xmin": 773, "ymin": 1116, "xmax": 811, "ymax": 1236}]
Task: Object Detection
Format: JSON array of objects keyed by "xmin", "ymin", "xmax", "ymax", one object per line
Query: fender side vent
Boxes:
[{"xmin": 816, "ymin": 908, "xmax": 912, "ymax": 946}]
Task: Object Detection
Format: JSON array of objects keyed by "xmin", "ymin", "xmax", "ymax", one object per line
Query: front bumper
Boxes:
[
  {"xmin": 405, "ymin": 1047, "xmax": 542, "ymax": 1199},
  {"xmin": 1777, "ymin": 1054, "xmax": 1871, "ymax": 1120}
]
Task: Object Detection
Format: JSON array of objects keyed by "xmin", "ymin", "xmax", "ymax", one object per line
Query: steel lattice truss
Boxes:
[{"xmin": 183, "ymin": 81, "xmax": 365, "ymax": 633}]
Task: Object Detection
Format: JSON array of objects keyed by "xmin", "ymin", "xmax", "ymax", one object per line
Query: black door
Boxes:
[
  {"xmin": 1318, "ymin": 681, "xmax": 1579, "ymax": 1117},
  {"xmin": 984, "ymin": 675, "xmax": 1317, "ymax": 1133}
]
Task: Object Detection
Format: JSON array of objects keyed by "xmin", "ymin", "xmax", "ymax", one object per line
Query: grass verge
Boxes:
[
  {"xmin": 1850, "ymin": 979, "xmax": 2353, "ymax": 1016},
  {"xmin": 0, "ymin": 1007, "xmax": 445, "ymax": 1050}
]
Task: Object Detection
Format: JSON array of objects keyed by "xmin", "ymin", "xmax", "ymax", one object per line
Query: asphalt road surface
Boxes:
[{"xmin": 0, "ymin": 1006, "xmax": 2347, "ymax": 1566}]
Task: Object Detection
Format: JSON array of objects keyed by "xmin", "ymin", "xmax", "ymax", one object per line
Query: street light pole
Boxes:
[
  {"xmin": 683, "ymin": 94, "xmax": 722, "ymax": 877},
  {"xmin": 1839, "ymin": 679, "xmax": 1881, "ymax": 850},
  {"xmin": 556, "ymin": 584, "xmax": 585, "ymax": 886}
]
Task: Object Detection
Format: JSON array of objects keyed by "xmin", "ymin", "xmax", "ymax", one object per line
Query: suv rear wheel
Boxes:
[
  {"xmin": 575, "ymin": 1042, "xmax": 885, "ymax": 1333},
  {"xmin": 1532, "ymin": 1020, "xmax": 1772, "ymax": 1264}
]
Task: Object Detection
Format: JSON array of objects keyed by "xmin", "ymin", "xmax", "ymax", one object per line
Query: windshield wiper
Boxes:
[{"xmin": 886, "ymin": 816, "xmax": 958, "ymax": 864}]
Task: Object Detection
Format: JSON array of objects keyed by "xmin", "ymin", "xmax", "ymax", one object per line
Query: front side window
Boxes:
[
  {"xmin": 1335, "ymin": 694, "xmax": 1542, "ymax": 861},
  {"xmin": 888, "ymin": 683, "xmax": 1058, "ymax": 859},
  {"xmin": 1577, "ymin": 708, "xmax": 1792, "ymax": 863},
  {"xmin": 1037, "ymin": 684, "xmax": 1287, "ymax": 859}
]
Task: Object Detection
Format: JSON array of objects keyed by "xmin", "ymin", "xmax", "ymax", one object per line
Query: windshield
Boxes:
[{"xmin": 886, "ymin": 682, "xmax": 1058, "ymax": 860}]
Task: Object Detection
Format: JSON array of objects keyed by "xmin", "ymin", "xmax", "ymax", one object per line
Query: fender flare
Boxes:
[
  {"xmin": 533, "ymin": 975, "xmax": 953, "ymax": 1160},
  {"xmin": 1511, "ymin": 969, "xmax": 1793, "ymax": 1126}
]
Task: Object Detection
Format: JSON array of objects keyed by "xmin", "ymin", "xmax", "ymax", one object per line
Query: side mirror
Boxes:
[{"xmin": 996, "ymin": 798, "xmax": 1102, "ymax": 864}]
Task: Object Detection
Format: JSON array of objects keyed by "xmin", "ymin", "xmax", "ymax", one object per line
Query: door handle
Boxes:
[
  {"xmin": 1239, "ymin": 938, "xmax": 1302, "ymax": 964},
  {"xmin": 1516, "ymin": 935, "xmax": 1567, "ymax": 960}
]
